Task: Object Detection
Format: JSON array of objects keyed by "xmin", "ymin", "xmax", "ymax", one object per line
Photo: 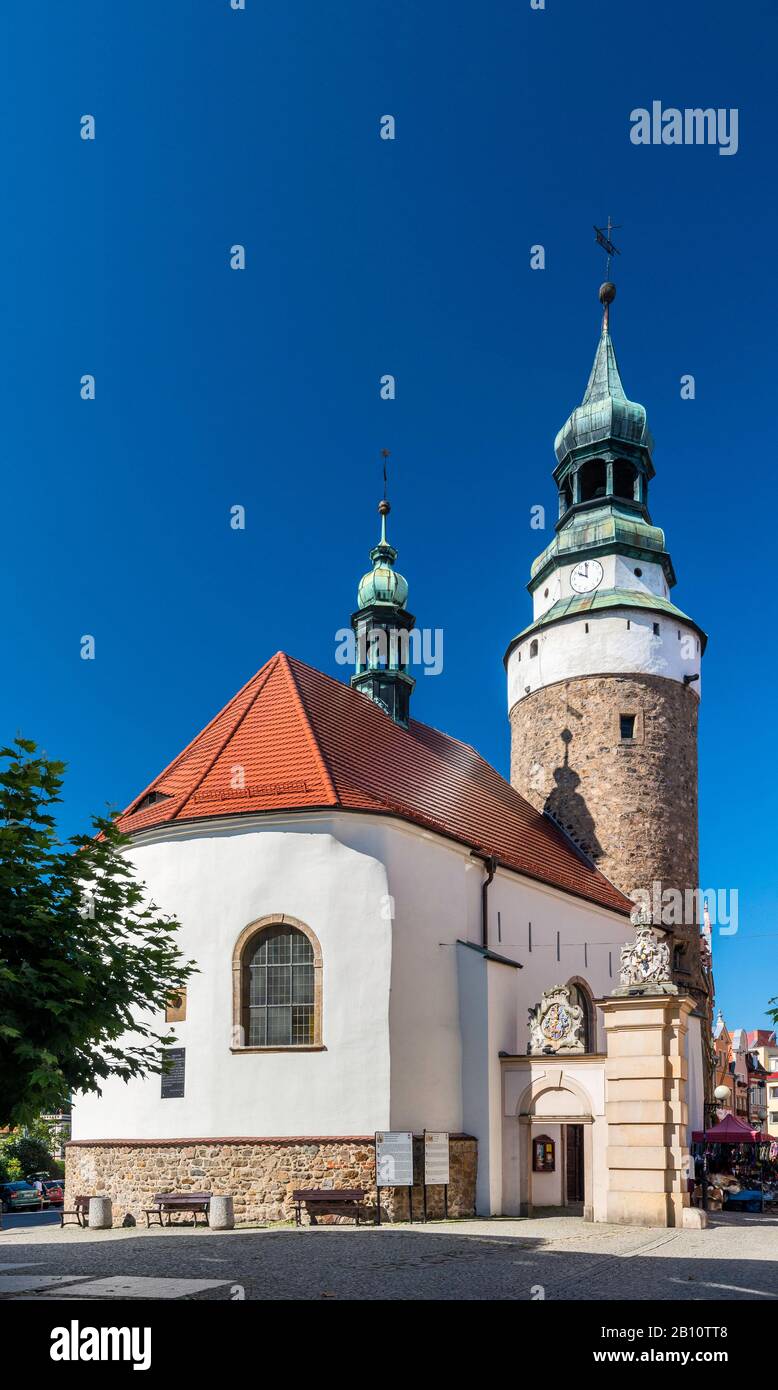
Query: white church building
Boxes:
[{"xmin": 67, "ymin": 282, "xmax": 708, "ymax": 1227}]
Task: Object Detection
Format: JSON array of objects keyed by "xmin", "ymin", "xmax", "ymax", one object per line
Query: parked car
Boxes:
[
  {"xmin": 0, "ymin": 1181, "xmax": 43, "ymax": 1213},
  {"xmin": 40, "ymin": 1180, "xmax": 64, "ymax": 1206}
]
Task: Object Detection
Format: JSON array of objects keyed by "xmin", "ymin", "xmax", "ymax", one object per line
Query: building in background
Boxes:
[
  {"xmin": 748, "ymin": 1030, "xmax": 778, "ymax": 1137},
  {"xmin": 713, "ymin": 1019, "xmax": 775, "ymax": 1131}
]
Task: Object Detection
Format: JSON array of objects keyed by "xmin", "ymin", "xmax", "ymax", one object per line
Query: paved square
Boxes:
[
  {"xmin": 33, "ymin": 1275, "xmax": 232, "ymax": 1300},
  {"xmin": 1, "ymin": 1213, "xmax": 776, "ymax": 1300}
]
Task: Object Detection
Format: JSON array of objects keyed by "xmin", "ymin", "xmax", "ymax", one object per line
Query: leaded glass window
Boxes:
[{"xmin": 247, "ymin": 925, "xmax": 314, "ymax": 1047}]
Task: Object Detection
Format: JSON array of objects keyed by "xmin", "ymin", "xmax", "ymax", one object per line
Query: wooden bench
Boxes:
[
  {"xmin": 60, "ymin": 1195, "xmax": 92, "ymax": 1228},
  {"xmin": 144, "ymin": 1192, "xmax": 211, "ymax": 1228},
  {"xmin": 292, "ymin": 1188, "xmax": 366, "ymax": 1227}
]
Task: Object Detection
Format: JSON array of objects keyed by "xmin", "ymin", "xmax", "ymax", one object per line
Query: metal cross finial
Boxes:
[{"xmin": 594, "ymin": 217, "xmax": 621, "ymax": 280}]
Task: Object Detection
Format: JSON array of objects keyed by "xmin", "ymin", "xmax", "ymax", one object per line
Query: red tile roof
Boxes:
[{"xmin": 118, "ymin": 652, "xmax": 631, "ymax": 915}]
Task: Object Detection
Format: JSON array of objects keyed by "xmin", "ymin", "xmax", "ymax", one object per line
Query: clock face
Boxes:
[{"xmin": 569, "ymin": 559, "xmax": 603, "ymax": 594}]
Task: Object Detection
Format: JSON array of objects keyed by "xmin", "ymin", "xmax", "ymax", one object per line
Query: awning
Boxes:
[{"xmin": 692, "ymin": 1113, "xmax": 770, "ymax": 1143}]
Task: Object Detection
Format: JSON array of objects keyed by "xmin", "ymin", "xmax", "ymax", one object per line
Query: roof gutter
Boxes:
[{"xmin": 471, "ymin": 851, "xmax": 497, "ymax": 949}]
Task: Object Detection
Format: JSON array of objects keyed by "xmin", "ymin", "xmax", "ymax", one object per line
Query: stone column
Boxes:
[{"xmin": 601, "ymin": 991, "xmax": 694, "ymax": 1227}]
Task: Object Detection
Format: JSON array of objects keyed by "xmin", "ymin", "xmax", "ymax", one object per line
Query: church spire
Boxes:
[
  {"xmin": 350, "ymin": 458, "xmax": 416, "ymax": 728},
  {"xmin": 553, "ymin": 279, "xmax": 655, "ymax": 524}
]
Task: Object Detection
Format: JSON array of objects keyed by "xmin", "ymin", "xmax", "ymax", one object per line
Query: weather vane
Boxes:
[
  {"xmin": 381, "ymin": 448, "xmax": 390, "ymax": 501},
  {"xmin": 593, "ymin": 217, "xmax": 621, "ymax": 281}
]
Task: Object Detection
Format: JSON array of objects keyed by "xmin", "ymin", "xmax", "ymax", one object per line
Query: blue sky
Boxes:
[{"xmin": 2, "ymin": 1, "xmax": 776, "ymax": 1027}]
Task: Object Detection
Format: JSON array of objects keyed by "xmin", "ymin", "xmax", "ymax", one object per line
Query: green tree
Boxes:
[
  {"xmin": 769, "ymin": 998, "xmax": 778, "ymax": 1030},
  {"xmin": 0, "ymin": 738, "xmax": 196, "ymax": 1129},
  {"xmin": 1, "ymin": 1128, "xmax": 62, "ymax": 1180}
]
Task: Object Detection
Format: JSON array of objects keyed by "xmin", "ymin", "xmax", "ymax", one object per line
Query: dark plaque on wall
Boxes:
[{"xmin": 161, "ymin": 1047, "xmax": 185, "ymax": 1098}]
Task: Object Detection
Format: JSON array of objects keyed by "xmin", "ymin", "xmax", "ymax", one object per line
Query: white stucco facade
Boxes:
[
  {"xmin": 71, "ymin": 808, "xmax": 637, "ymax": 1214},
  {"xmin": 532, "ymin": 554, "xmax": 670, "ymax": 621},
  {"xmin": 507, "ymin": 607, "xmax": 702, "ymax": 711}
]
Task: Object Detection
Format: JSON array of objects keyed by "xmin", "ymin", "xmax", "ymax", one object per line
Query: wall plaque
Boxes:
[{"xmin": 161, "ymin": 1047, "xmax": 185, "ymax": 1098}]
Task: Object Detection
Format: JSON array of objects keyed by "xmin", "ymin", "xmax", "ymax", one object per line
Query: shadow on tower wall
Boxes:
[{"xmin": 543, "ymin": 727, "xmax": 603, "ymax": 863}]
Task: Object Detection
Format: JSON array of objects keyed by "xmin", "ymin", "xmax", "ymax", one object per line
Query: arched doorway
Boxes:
[{"xmin": 516, "ymin": 1070, "xmax": 595, "ymax": 1220}]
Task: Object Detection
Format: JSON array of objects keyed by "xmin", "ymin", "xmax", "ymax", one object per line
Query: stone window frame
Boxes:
[
  {"xmin": 617, "ymin": 707, "xmax": 644, "ymax": 746},
  {"xmin": 231, "ymin": 913, "xmax": 324, "ymax": 1053}
]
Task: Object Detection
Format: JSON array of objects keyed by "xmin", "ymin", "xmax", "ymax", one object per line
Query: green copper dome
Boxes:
[
  {"xmin": 554, "ymin": 318, "xmax": 654, "ymax": 469},
  {"xmin": 356, "ymin": 502, "xmax": 409, "ymax": 609}
]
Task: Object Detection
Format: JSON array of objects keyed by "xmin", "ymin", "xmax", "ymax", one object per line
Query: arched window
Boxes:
[
  {"xmin": 578, "ymin": 459, "xmax": 607, "ymax": 503},
  {"xmin": 529, "ymin": 639, "xmax": 539, "ymax": 658},
  {"xmin": 613, "ymin": 458, "xmax": 636, "ymax": 501},
  {"xmin": 232, "ymin": 916, "xmax": 323, "ymax": 1050},
  {"xmin": 567, "ymin": 980, "xmax": 595, "ymax": 1052}
]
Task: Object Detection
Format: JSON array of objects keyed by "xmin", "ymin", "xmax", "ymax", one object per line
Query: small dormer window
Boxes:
[
  {"xmin": 529, "ymin": 639, "xmax": 539, "ymax": 658},
  {"xmin": 133, "ymin": 791, "xmax": 171, "ymax": 813}
]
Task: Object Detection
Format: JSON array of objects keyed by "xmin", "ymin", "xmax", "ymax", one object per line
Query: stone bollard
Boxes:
[
  {"xmin": 209, "ymin": 1196, "xmax": 235, "ymax": 1230},
  {"xmin": 88, "ymin": 1196, "xmax": 113, "ymax": 1229},
  {"xmin": 681, "ymin": 1207, "xmax": 708, "ymax": 1230}
]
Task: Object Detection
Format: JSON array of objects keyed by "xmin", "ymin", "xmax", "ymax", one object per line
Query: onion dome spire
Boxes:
[
  {"xmin": 356, "ymin": 498, "xmax": 410, "ymax": 609},
  {"xmin": 350, "ymin": 455, "xmax": 415, "ymax": 728}
]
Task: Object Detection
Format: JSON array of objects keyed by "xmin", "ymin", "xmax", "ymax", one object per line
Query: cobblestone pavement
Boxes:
[{"xmin": 1, "ymin": 1212, "xmax": 776, "ymax": 1300}]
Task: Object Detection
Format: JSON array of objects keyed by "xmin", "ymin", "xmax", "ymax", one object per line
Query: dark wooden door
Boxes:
[{"xmin": 565, "ymin": 1124, "xmax": 584, "ymax": 1203}]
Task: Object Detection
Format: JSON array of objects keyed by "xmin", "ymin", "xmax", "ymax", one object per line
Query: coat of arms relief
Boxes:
[
  {"xmin": 617, "ymin": 908, "xmax": 675, "ymax": 994},
  {"xmin": 527, "ymin": 986, "xmax": 585, "ymax": 1055}
]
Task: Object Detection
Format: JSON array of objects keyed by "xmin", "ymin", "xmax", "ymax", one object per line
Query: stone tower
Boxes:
[{"xmin": 506, "ymin": 282, "xmax": 710, "ymax": 1016}]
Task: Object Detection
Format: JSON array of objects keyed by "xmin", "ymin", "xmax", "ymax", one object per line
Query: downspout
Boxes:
[{"xmin": 471, "ymin": 851, "xmax": 497, "ymax": 948}]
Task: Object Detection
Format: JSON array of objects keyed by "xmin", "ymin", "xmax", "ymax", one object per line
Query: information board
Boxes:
[
  {"xmin": 424, "ymin": 1131, "xmax": 450, "ymax": 1186},
  {"xmin": 161, "ymin": 1047, "xmax": 185, "ymax": 1099},
  {"xmin": 375, "ymin": 1131, "xmax": 413, "ymax": 1187}
]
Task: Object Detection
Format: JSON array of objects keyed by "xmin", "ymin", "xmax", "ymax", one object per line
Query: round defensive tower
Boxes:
[{"xmin": 506, "ymin": 282, "xmax": 709, "ymax": 1015}]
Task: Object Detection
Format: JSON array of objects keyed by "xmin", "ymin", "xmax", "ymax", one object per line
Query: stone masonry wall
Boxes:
[
  {"xmin": 65, "ymin": 1136, "xmax": 477, "ymax": 1227},
  {"xmin": 509, "ymin": 673, "xmax": 707, "ymax": 1006}
]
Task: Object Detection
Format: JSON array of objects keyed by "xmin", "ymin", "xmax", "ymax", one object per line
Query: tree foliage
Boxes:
[{"xmin": 0, "ymin": 738, "xmax": 196, "ymax": 1129}]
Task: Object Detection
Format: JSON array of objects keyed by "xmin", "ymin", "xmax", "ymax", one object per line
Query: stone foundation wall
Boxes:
[{"xmin": 65, "ymin": 1135, "xmax": 477, "ymax": 1227}]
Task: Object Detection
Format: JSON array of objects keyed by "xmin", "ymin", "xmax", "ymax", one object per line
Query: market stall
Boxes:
[{"xmin": 690, "ymin": 1114, "xmax": 777, "ymax": 1213}]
